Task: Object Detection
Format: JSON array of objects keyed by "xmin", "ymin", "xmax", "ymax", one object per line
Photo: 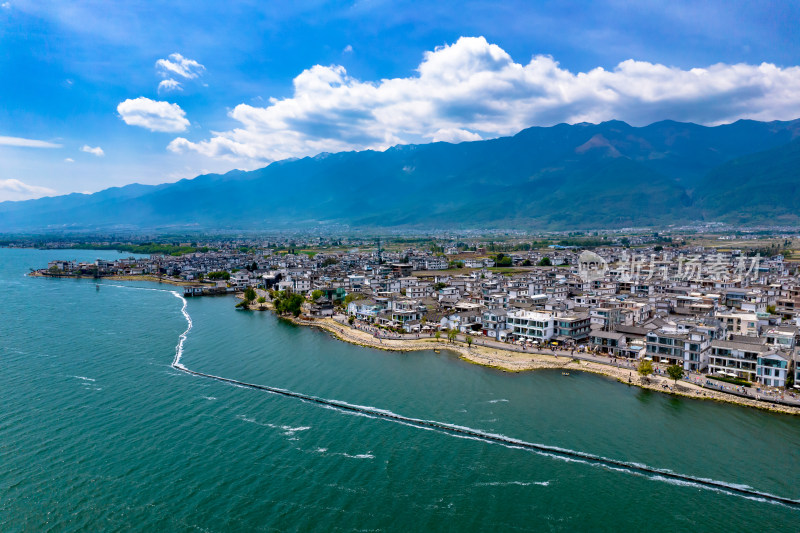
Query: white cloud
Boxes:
[
  {"xmin": 0, "ymin": 179, "xmax": 56, "ymax": 201},
  {"xmin": 158, "ymin": 78, "xmax": 183, "ymax": 93},
  {"xmin": 0, "ymin": 135, "xmax": 61, "ymax": 148},
  {"xmin": 117, "ymin": 97, "xmax": 190, "ymax": 132},
  {"xmin": 64, "ymin": 157, "xmax": 74, "ymax": 162},
  {"xmin": 428, "ymin": 128, "xmax": 482, "ymax": 143},
  {"xmin": 168, "ymin": 36, "xmax": 800, "ymax": 166},
  {"xmin": 343, "ymin": 44, "xmax": 353, "ymax": 53},
  {"xmin": 1, "ymin": 3, "xmax": 10, "ymax": 9},
  {"xmin": 155, "ymin": 53, "xmax": 205, "ymax": 79},
  {"xmin": 81, "ymin": 145, "xmax": 104, "ymax": 157}
]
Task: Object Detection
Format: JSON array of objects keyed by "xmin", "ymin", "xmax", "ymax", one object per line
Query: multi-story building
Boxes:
[
  {"xmin": 506, "ymin": 310, "xmax": 555, "ymax": 342},
  {"xmin": 481, "ymin": 309, "xmax": 508, "ymax": 339},
  {"xmin": 553, "ymin": 313, "xmax": 591, "ymax": 343},
  {"xmin": 590, "ymin": 306, "xmax": 624, "ymax": 329},
  {"xmin": 763, "ymin": 326, "xmax": 797, "ymax": 350},
  {"xmin": 715, "ymin": 311, "xmax": 760, "ymax": 337},
  {"xmin": 707, "ymin": 339, "xmax": 768, "ymax": 382},
  {"xmin": 591, "ymin": 330, "xmax": 627, "ymax": 355},
  {"xmin": 645, "ymin": 329, "xmax": 710, "ymax": 371},
  {"xmin": 407, "ymin": 283, "xmax": 431, "ymax": 299},
  {"xmin": 757, "ymin": 352, "xmax": 790, "ymax": 388}
]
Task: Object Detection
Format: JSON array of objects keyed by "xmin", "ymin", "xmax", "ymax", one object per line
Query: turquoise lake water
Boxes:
[{"xmin": 1, "ymin": 248, "xmax": 799, "ymax": 531}]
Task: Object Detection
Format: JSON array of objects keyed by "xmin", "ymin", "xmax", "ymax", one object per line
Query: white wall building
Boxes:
[{"xmin": 506, "ymin": 310, "xmax": 555, "ymax": 342}]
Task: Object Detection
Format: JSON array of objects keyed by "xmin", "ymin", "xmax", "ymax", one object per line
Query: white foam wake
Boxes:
[
  {"xmin": 101, "ymin": 281, "xmax": 800, "ymax": 509},
  {"xmin": 102, "ymin": 284, "xmax": 191, "ymax": 369},
  {"xmin": 170, "ymin": 291, "xmax": 191, "ymax": 369}
]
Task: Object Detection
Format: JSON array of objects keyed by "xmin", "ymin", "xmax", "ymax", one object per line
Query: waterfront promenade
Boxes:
[{"xmin": 315, "ymin": 315, "xmax": 800, "ymax": 415}]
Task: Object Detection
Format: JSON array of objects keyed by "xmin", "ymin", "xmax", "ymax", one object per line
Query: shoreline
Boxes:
[
  {"xmin": 39, "ymin": 274, "xmax": 798, "ymax": 417},
  {"xmin": 29, "ymin": 271, "xmax": 204, "ymax": 287},
  {"xmin": 280, "ymin": 313, "xmax": 800, "ymax": 417},
  {"xmin": 105, "ymin": 275, "xmax": 201, "ymax": 286}
]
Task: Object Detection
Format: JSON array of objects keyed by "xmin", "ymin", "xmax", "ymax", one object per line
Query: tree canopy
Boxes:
[
  {"xmin": 243, "ymin": 287, "xmax": 257, "ymax": 302},
  {"xmin": 637, "ymin": 359, "xmax": 653, "ymax": 379},
  {"xmin": 666, "ymin": 364, "xmax": 684, "ymax": 384},
  {"xmin": 274, "ymin": 291, "xmax": 304, "ymax": 317}
]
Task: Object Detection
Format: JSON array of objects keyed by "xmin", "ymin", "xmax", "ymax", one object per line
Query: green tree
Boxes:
[
  {"xmin": 666, "ymin": 364, "xmax": 684, "ymax": 385},
  {"xmin": 274, "ymin": 293, "xmax": 305, "ymax": 317},
  {"xmin": 257, "ymin": 296, "xmax": 266, "ymax": 304},
  {"xmin": 447, "ymin": 329, "xmax": 458, "ymax": 343},
  {"xmin": 311, "ymin": 289, "xmax": 324, "ymax": 301},
  {"xmin": 250, "ymin": 262, "xmax": 258, "ymax": 271},
  {"xmin": 538, "ymin": 257, "xmax": 552, "ymax": 267},
  {"xmin": 348, "ymin": 316, "xmax": 355, "ymax": 325},
  {"xmin": 434, "ymin": 331, "xmax": 441, "ymax": 342},
  {"xmin": 495, "ymin": 254, "xmax": 513, "ymax": 267},
  {"xmin": 244, "ymin": 286, "xmax": 256, "ymax": 302},
  {"xmin": 637, "ymin": 359, "xmax": 654, "ymax": 381},
  {"xmin": 344, "ymin": 292, "xmax": 365, "ymax": 305},
  {"xmin": 465, "ymin": 335, "xmax": 473, "ymax": 348},
  {"xmin": 766, "ymin": 304, "xmax": 777, "ymax": 314}
]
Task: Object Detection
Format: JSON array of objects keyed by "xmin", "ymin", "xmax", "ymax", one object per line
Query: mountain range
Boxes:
[{"xmin": 2, "ymin": 118, "xmax": 800, "ymax": 232}]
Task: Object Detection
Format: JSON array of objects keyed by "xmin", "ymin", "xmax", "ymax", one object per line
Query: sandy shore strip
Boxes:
[
  {"xmin": 105, "ymin": 275, "xmax": 200, "ymax": 286},
  {"xmin": 29, "ymin": 271, "xmax": 204, "ymax": 287},
  {"xmin": 284, "ymin": 315, "xmax": 800, "ymax": 417}
]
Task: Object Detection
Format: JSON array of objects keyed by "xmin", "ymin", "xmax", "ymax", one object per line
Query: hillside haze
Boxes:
[{"xmin": 2, "ymin": 118, "xmax": 800, "ymax": 232}]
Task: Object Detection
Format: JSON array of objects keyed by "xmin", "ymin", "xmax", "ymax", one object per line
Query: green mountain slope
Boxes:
[
  {"xmin": 696, "ymin": 139, "xmax": 800, "ymax": 225},
  {"xmin": 1, "ymin": 118, "xmax": 798, "ymax": 231}
]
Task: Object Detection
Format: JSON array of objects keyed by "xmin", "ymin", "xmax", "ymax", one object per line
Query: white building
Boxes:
[
  {"xmin": 757, "ymin": 352, "xmax": 790, "ymax": 388},
  {"xmin": 716, "ymin": 311, "xmax": 760, "ymax": 337},
  {"xmin": 506, "ymin": 310, "xmax": 555, "ymax": 342}
]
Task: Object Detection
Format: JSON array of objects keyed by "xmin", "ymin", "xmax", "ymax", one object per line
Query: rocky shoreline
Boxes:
[{"xmin": 281, "ymin": 313, "xmax": 800, "ymax": 417}]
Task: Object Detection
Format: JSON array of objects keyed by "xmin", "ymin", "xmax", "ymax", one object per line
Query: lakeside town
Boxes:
[{"xmin": 30, "ymin": 233, "xmax": 800, "ymax": 411}]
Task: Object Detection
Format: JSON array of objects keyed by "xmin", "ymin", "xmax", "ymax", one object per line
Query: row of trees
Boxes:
[
  {"xmin": 494, "ymin": 254, "xmax": 552, "ymax": 268},
  {"xmin": 431, "ymin": 329, "xmax": 474, "ymax": 347},
  {"xmin": 637, "ymin": 359, "xmax": 684, "ymax": 385}
]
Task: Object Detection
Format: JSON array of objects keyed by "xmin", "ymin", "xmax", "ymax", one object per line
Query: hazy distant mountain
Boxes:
[{"xmin": 2, "ymin": 118, "xmax": 799, "ymax": 232}]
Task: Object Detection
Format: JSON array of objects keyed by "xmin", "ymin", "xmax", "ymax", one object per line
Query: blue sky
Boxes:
[{"xmin": 1, "ymin": 0, "xmax": 799, "ymax": 201}]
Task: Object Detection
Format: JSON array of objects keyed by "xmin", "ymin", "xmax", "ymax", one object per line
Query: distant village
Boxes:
[{"xmin": 36, "ymin": 237, "xmax": 800, "ymax": 393}]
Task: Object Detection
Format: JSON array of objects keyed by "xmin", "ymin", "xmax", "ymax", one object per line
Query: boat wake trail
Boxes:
[
  {"xmin": 109, "ymin": 283, "xmax": 800, "ymax": 508},
  {"xmin": 170, "ymin": 291, "xmax": 192, "ymax": 370}
]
